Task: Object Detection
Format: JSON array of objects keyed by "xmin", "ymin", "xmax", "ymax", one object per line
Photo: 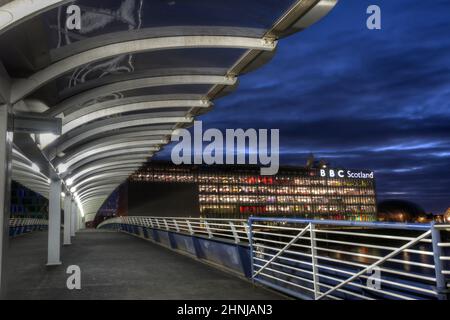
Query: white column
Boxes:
[
  {"xmin": 0, "ymin": 104, "xmax": 12, "ymax": 297},
  {"xmin": 63, "ymin": 194, "xmax": 71, "ymax": 245},
  {"xmin": 71, "ymin": 200, "xmax": 76, "ymax": 237},
  {"xmin": 78, "ymin": 212, "xmax": 82, "ymax": 230},
  {"xmin": 47, "ymin": 178, "xmax": 62, "ymax": 266}
]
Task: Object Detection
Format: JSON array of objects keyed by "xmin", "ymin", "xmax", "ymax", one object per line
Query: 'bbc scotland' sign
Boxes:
[{"xmin": 320, "ymin": 169, "xmax": 374, "ymax": 179}]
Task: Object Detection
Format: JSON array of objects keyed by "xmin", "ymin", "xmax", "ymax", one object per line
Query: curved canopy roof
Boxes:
[{"xmin": 0, "ymin": 0, "xmax": 337, "ymax": 221}]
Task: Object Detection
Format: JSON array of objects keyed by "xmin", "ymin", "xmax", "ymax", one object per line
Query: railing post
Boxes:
[
  {"xmin": 248, "ymin": 217, "xmax": 255, "ymax": 282},
  {"xmin": 186, "ymin": 220, "xmax": 194, "ymax": 235},
  {"xmin": 204, "ymin": 220, "xmax": 213, "ymax": 239},
  {"xmin": 310, "ymin": 223, "xmax": 320, "ymax": 299},
  {"xmin": 173, "ymin": 219, "xmax": 180, "ymax": 233},
  {"xmin": 163, "ymin": 219, "xmax": 169, "ymax": 231},
  {"xmin": 243, "ymin": 222, "xmax": 250, "ymax": 242},
  {"xmin": 229, "ymin": 221, "xmax": 240, "ymax": 244},
  {"xmin": 431, "ymin": 225, "xmax": 448, "ymax": 300}
]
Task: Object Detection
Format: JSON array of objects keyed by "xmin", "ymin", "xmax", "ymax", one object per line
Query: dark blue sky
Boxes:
[{"xmin": 156, "ymin": 0, "xmax": 450, "ymax": 213}]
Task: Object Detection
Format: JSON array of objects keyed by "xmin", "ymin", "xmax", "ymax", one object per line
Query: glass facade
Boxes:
[{"xmin": 130, "ymin": 163, "xmax": 377, "ymax": 221}]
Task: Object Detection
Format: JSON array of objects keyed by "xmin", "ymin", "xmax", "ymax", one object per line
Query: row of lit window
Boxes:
[
  {"xmin": 131, "ymin": 173, "xmax": 374, "ymax": 188},
  {"xmin": 202, "ymin": 212, "xmax": 376, "ymax": 222},
  {"xmin": 198, "ymin": 185, "xmax": 375, "ymax": 196},
  {"xmin": 198, "ymin": 194, "xmax": 376, "ymax": 204},
  {"xmin": 200, "ymin": 204, "xmax": 376, "ymax": 214}
]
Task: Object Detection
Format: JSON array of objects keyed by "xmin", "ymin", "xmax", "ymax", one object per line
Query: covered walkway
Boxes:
[
  {"xmin": 5, "ymin": 230, "xmax": 283, "ymax": 300},
  {"xmin": 0, "ymin": 0, "xmax": 338, "ymax": 297}
]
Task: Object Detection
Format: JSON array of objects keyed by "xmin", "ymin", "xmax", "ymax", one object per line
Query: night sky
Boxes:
[{"xmin": 155, "ymin": 0, "xmax": 450, "ymax": 214}]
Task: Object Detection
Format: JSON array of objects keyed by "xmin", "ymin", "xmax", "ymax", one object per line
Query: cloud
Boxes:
[{"xmin": 156, "ymin": 0, "xmax": 450, "ymax": 213}]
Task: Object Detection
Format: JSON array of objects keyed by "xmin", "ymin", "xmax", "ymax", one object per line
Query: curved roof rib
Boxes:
[
  {"xmin": 1, "ymin": 0, "xmax": 338, "ymax": 220},
  {"xmin": 11, "ymin": 35, "xmax": 274, "ymax": 102}
]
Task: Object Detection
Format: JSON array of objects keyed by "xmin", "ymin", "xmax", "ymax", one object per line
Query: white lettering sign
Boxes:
[{"xmin": 320, "ymin": 169, "xmax": 374, "ymax": 179}]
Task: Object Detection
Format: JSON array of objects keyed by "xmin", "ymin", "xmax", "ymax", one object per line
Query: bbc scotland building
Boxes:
[{"xmin": 128, "ymin": 162, "xmax": 377, "ymax": 221}]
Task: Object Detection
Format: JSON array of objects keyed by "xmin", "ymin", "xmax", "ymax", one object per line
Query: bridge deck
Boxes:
[{"xmin": 5, "ymin": 230, "xmax": 283, "ymax": 300}]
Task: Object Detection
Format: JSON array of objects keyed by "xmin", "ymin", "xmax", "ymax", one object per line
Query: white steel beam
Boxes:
[
  {"xmin": 62, "ymin": 99, "xmax": 210, "ymax": 134},
  {"xmin": 47, "ymin": 178, "xmax": 61, "ymax": 266},
  {"xmin": 57, "ymin": 142, "xmax": 160, "ymax": 172},
  {"xmin": 68, "ymin": 161, "xmax": 145, "ymax": 186},
  {"xmin": 71, "ymin": 200, "xmax": 76, "ymax": 237},
  {"xmin": 47, "ymin": 75, "xmax": 234, "ymax": 117},
  {"xmin": 0, "ymin": 0, "xmax": 69, "ymax": 35},
  {"xmin": 0, "ymin": 104, "xmax": 12, "ymax": 297},
  {"xmin": 63, "ymin": 194, "xmax": 71, "ymax": 246},
  {"xmin": 11, "ymin": 36, "xmax": 272, "ymax": 102},
  {"xmin": 52, "ymin": 116, "xmax": 190, "ymax": 155}
]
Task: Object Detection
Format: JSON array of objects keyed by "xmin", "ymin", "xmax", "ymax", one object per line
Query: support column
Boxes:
[
  {"xmin": 71, "ymin": 200, "xmax": 76, "ymax": 237},
  {"xmin": 47, "ymin": 178, "xmax": 62, "ymax": 266},
  {"xmin": 78, "ymin": 213, "xmax": 83, "ymax": 230},
  {"xmin": 0, "ymin": 104, "xmax": 12, "ymax": 297},
  {"xmin": 63, "ymin": 194, "xmax": 71, "ymax": 246}
]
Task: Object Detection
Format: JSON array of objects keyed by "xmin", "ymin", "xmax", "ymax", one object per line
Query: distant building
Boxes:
[
  {"xmin": 445, "ymin": 208, "xmax": 450, "ymax": 223},
  {"xmin": 377, "ymin": 199, "xmax": 429, "ymax": 223},
  {"xmin": 112, "ymin": 161, "xmax": 378, "ymax": 222}
]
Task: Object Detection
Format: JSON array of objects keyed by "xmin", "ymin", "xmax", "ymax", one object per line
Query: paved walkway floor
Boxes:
[{"xmin": 5, "ymin": 229, "xmax": 284, "ymax": 300}]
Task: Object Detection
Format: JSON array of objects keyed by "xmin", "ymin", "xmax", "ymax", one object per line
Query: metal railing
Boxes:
[
  {"xmin": 436, "ymin": 224, "xmax": 450, "ymax": 289},
  {"xmin": 9, "ymin": 218, "xmax": 48, "ymax": 237},
  {"xmin": 249, "ymin": 217, "xmax": 450, "ymax": 300},
  {"xmin": 98, "ymin": 216, "xmax": 249, "ymax": 244},
  {"xmin": 9, "ymin": 218, "xmax": 48, "ymax": 227},
  {"xmin": 98, "ymin": 216, "xmax": 450, "ymax": 300}
]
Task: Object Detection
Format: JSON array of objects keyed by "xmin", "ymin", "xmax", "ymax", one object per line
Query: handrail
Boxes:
[
  {"xmin": 9, "ymin": 218, "xmax": 48, "ymax": 227},
  {"xmin": 9, "ymin": 218, "xmax": 48, "ymax": 237},
  {"xmin": 98, "ymin": 216, "xmax": 450, "ymax": 300},
  {"xmin": 98, "ymin": 216, "xmax": 248, "ymax": 244},
  {"xmin": 248, "ymin": 218, "xmax": 449, "ymax": 300}
]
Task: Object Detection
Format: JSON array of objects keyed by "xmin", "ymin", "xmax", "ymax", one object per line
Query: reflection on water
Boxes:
[{"xmin": 315, "ymin": 230, "xmax": 435, "ymax": 277}]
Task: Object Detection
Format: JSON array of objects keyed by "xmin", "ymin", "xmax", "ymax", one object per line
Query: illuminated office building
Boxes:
[{"xmin": 128, "ymin": 162, "xmax": 377, "ymax": 221}]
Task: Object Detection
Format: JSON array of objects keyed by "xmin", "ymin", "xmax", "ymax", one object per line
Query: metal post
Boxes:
[
  {"xmin": 431, "ymin": 225, "xmax": 448, "ymax": 300},
  {"xmin": 63, "ymin": 194, "xmax": 71, "ymax": 245},
  {"xmin": 186, "ymin": 220, "xmax": 194, "ymax": 235},
  {"xmin": 77, "ymin": 211, "xmax": 81, "ymax": 231},
  {"xmin": 173, "ymin": 219, "xmax": 180, "ymax": 232},
  {"xmin": 0, "ymin": 104, "xmax": 12, "ymax": 297},
  {"xmin": 204, "ymin": 221, "xmax": 213, "ymax": 239},
  {"xmin": 243, "ymin": 222, "xmax": 250, "ymax": 241},
  {"xmin": 248, "ymin": 218, "xmax": 255, "ymax": 282},
  {"xmin": 70, "ymin": 200, "xmax": 76, "ymax": 237},
  {"xmin": 310, "ymin": 224, "xmax": 320, "ymax": 299},
  {"xmin": 47, "ymin": 178, "xmax": 62, "ymax": 266},
  {"xmin": 229, "ymin": 221, "xmax": 240, "ymax": 244}
]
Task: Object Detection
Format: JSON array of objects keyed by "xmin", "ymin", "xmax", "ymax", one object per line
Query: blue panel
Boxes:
[
  {"xmin": 142, "ymin": 227, "xmax": 150, "ymax": 239},
  {"xmin": 196, "ymin": 238, "xmax": 244, "ymax": 274},
  {"xmin": 155, "ymin": 230, "xmax": 171, "ymax": 247},
  {"xmin": 171, "ymin": 233, "xmax": 197, "ymax": 256}
]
